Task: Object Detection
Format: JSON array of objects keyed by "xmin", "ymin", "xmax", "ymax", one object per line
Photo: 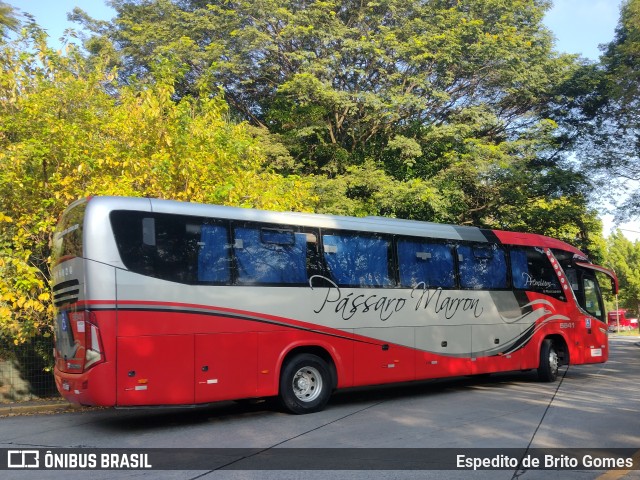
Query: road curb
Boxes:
[{"xmin": 0, "ymin": 401, "xmax": 87, "ymax": 417}]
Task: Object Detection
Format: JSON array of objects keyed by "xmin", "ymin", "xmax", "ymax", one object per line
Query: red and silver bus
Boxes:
[
  {"xmin": 51, "ymin": 196, "xmax": 618, "ymax": 414},
  {"xmin": 607, "ymin": 309, "xmax": 637, "ymax": 332}
]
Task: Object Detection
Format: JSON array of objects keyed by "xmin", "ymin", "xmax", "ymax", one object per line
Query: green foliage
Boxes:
[
  {"xmin": 70, "ymin": 0, "xmax": 603, "ymax": 243},
  {"xmin": 607, "ymin": 231, "xmax": 640, "ymax": 316},
  {"xmin": 311, "ymin": 160, "xmax": 456, "ymax": 221},
  {"xmin": 577, "ymin": 0, "xmax": 640, "ymax": 220},
  {"xmin": 0, "ymin": 1, "xmax": 19, "ymax": 40}
]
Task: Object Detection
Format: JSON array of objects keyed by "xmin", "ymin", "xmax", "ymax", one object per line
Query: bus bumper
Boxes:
[{"xmin": 54, "ymin": 363, "xmax": 116, "ymax": 407}]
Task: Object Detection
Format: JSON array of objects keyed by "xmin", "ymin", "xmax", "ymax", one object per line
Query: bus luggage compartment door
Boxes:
[
  {"xmin": 194, "ymin": 332, "xmax": 258, "ymax": 403},
  {"xmin": 353, "ymin": 327, "xmax": 416, "ymax": 386},
  {"xmin": 116, "ymin": 335, "xmax": 195, "ymax": 406}
]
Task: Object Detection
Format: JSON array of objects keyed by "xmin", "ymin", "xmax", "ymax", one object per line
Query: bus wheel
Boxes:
[
  {"xmin": 537, "ymin": 339, "xmax": 559, "ymax": 382},
  {"xmin": 279, "ymin": 354, "xmax": 331, "ymax": 414}
]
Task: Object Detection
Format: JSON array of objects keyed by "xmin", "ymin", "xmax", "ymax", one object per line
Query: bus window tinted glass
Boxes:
[
  {"xmin": 458, "ymin": 244, "xmax": 507, "ymax": 289},
  {"xmin": 110, "ymin": 211, "xmax": 231, "ymax": 284},
  {"xmin": 510, "ymin": 248, "xmax": 561, "ymax": 295},
  {"xmin": 234, "ymin": 227, "xmax": 307, "ymax": 284},
  {"xmin": 198, "ymin": 225, "xmax": 231, "ymax": 283},
  {"xmin": 397, "ymin": 240, "xmax": 455, "ymax": 288},
  {"xmin": 322, "ymin": 233, "xmax": 393, "ymax": 287}
]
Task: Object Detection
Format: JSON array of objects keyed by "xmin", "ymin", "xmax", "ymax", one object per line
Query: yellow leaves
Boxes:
[
  {"xmin": 14, "ymin": 297, "xmax": 45, "ymax": 312},
  {"xmin": 0, "ymin": 34, "xmax": 316, "ymax": 350},
  {"xmin": 16, "ymin": 296, "xmax": 26, "ymax": 308},
  {"xmin": 0, "ymin": 246, "xmax": 52, "ymax": 343}
]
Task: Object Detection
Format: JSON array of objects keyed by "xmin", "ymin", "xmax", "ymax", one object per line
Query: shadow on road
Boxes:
[{"xmin": 91, "ymin": 369, "xmax": 551, "ymax": 432}]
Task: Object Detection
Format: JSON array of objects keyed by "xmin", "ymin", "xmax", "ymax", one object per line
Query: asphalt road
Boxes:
[{"xmin": 1, "ymin": 336, "xmax": 639, "ymax": 480}]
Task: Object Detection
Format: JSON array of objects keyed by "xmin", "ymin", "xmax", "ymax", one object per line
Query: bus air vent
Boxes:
[{"xmin": 52, "ymin": 279, "xmax": 80, "ymax": 307}]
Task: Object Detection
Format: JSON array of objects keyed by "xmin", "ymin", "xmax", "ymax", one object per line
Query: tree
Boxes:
[
  {"xmin": 77, "ymin": 1, "xmax": 571, "ymax": 168},
  {"xmin": 578, "ymin": 0, "xmax": 640, "ymax": 221},
  {"xmin": 0, "ymin": 1, "xmax": 19, "ymax": 40},
  {"xmin": 70, "ymin": 0, "xmax": 603, "ymax": 247},
  {"xmin": 0, "ymin": 25, "xmax": 313, "ymax": 346},
  {"xmin": 607, "ymin": 231, "xmax": 640, "ymax": 316}
]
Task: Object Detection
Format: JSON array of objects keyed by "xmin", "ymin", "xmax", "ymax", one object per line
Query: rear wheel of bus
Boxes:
[{"xmin": 279, "ymin": 353, "xmax": 332, "ymax": 414}]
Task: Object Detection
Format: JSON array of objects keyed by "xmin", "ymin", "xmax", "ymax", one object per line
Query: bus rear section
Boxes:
[
  {"xmin": 52, "ymin": 302, "xmax": 116, "ymax": 406},
  {"xmin": 52, "ymin": 198, "xmax": 117, "ymax": 406}
]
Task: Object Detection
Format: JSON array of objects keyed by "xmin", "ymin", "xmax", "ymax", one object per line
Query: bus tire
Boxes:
[
  {"xmin": 537, "ymin": 339, "xmax": 559, "ymax": 382},
  {"xmin": 279, "ymin": 353, "xmax": 332, "ymax": 414}
]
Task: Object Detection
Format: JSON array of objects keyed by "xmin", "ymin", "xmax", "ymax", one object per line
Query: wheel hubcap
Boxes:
[
  {"xmin": 549, "ymin": 349, "xmax": 559, "ymax": 373},
  {"xmin": 292, "ymin": 366, "xmax": 323, "ymax": 402}
]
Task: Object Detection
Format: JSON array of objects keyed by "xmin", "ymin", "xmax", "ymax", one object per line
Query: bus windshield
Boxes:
[{"xmin": 552, "ymin": 250, "xmax": 607, "ymax": 322}]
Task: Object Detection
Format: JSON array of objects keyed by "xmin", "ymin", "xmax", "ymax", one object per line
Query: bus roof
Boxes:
[{"xmin": 83, "ymin": 196, "xmax": 586, "ymax": 256}]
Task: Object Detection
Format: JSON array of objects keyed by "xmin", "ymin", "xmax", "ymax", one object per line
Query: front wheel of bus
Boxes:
[
  {"xmin": 538, "ymin": 339, "xmax": 559, "ymax": 382},
  {"xmin": 279, "ymin": 354, "xmax": 332, "ymax": 414}
]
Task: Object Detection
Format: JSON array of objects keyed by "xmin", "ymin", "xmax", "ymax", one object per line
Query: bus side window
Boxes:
[
  {"xmin": 233, "ymin": 226, "xmax": 307, "ymax": 284},
  {"xmin": 153, "ymin": 215, "xmax": 203, "ymax": 283},
  {"xmin": 510, "ymin": 247, "xmax": 561, "ymax": 296},
  {"xmin": 397, "ymin": 240, "xmax": 455, "ymax": 288},
  {"xmin": 111, "ymin": 211, "xmax": 151, "ymax": 275},
  {"xmin": 458, "ymin": 244, "xmax": 507, "ymax": 289},
  {"xmin": 322, "ymin": 233, "xmax": 394, "ymax": 287},
  {"xmin": 197, "ymin": 224, "xmax": 231, "ymax": 283},
  {"xmin": 303, "ymin": 231, "xmax": 325, "ymax": 280}
]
